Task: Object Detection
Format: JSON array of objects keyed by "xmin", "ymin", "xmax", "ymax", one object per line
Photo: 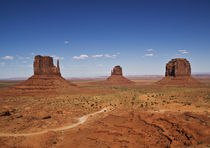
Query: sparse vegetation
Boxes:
[{"xmin": 0, "ymin": 78, "xmax": 209, "ymax": 147}]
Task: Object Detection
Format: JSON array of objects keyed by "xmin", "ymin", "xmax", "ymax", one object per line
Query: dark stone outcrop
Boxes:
[
  {"xmin": 165, "ymin": 58, "xmax": 191, "ymax": 77},
  {"xmin": 111, "ymin": 66, "xmax": 123, "ymax": 76},
  {"xmin": 34, "ymin": 55, "xmax": 61, "ymax": 76},
  {"xmin": 105, "ymin": 65, "xmax": 133, "ymax": 85},
  {"xmin": 157, "ymin": 58, "xmax": 202, "ymax": 86}
]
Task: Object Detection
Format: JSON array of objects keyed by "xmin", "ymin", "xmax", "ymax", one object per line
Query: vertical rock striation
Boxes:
[
  {"xmin": 165, "ymin": 58, "xmax": 191, "ymax": 77},
  {"xmin": 34, "ymin": 55, "xmax": 61, "ymax": 76},
  {"xmin": 157, "ymin": 58, "xmax": 202, "ymax": 86}
]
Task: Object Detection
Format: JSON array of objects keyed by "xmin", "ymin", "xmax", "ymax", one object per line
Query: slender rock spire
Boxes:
[{"xmin": 57, "ymin": 59, "xmax": 61, "ymax": 76}]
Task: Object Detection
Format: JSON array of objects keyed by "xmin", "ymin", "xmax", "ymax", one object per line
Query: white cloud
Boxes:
[
  {"xmin": 60, "ymin": 57, "xmax": 64, "ymax": 60},
  {"xmin": 147, "ymin": 48, "xmax": 153, "ymax": 52},
  {"xmin": 104, "ymin": 54, "xmax": 117, "ymax": 58},
  {"xmin": 92, "ymin": 54, "xmax": 103, "ymax": 58},
  {"xmin": 0, "ymin": 62, "xmax": 5, "ymax": 66},
  {"xmin": 2, "ymin": 56, "xmax": 14, "ymax": 60},
  {"xmin": 64, "ymin": 40, "xmax": 69, "ymax": 44},
  {"xmin": 144, "ymin": 53, "xmax": 154, "ymax": 57},
  {"xmin": 178, "ymin": 50, "xmax": 189, "ymax": 54},
  {"xmin": 31, "ymin": 52, "xmax": 35, "ymax": 55},
  {"xmin": 73, "ymin": 54, "xmax": 88, "ymax": 60}
]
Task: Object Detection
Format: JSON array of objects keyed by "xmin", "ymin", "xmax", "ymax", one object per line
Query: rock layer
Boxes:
[{"xmin": 13, "ymin": 75, "xmax": 77, "ymax": 94}]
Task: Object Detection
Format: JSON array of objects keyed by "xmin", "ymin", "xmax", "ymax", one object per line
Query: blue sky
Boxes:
[{"xmin": 0, "ymin": 0, "xmax": 210, "ymax": 78}]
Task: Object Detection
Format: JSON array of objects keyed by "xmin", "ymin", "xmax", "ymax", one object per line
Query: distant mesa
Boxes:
[
  {"xmin": 111, "ymin": 65, "xmax": 123, "ymax": 76},
  {"xmin": 10, "ymin": 55, "xmax": 78, "ymax": 95},
  {"xmin": 157, "ymin": 58, "xmax": 203, "ymax": 86},
  {"xmin": 105, "ymin": 65, "xmax": 134, "ymax": 85}
]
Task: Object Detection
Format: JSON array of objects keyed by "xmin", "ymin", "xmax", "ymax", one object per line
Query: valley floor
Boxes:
[{"xmin": 0, "ymin": 78, "xmax": 209, "ymax": 148}]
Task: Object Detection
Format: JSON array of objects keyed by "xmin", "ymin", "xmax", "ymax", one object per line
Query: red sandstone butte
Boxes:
[
  {"xmin": 34, "ymin": 55, "xmax": 61, "ymax": 76},
  {"xmin": 10, "ymin": 55, "xmax": 77, "ymax": 95},
  {"xmin": 165, "ymin": 58, "xmax": 191, "ymax": 77},
  {"xmin": 157, "ymin": 58, "xmax": 202, "ymax": 86},
  {"xmin": 111, "ymin": 65, "xmax": 123, "ymax": 76},
  {"xmin": 105, "ymin": 65, "xmax": 134, "ymax": 85}
]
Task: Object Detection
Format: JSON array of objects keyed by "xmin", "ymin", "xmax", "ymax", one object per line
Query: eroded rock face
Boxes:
[
  {"xmin": 157, "ymin": 58, "xmax": 202, "ymax": 86},
  {"xmin": 105, "ymin": 65, "xmax": 133, "ymax": 84},
  {"xmin": 165, "ymin": 58, "xmax": 191, "ymax": 77},
  {"xmin": 34, "ymin": 55, "xmax": 61, "ymax": 76},
  {"xmin": 111, "ymin": 66, "xmax": 123, "ymax": 76}
]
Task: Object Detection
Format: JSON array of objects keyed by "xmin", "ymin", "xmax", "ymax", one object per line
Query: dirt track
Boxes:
[
  {"xmin": 56, "ymin": 108, "xmax": 210, "ymax": 148},
  {"xmin": 0, "ymin": 106, "xmax": 114, "ymax": 137}
]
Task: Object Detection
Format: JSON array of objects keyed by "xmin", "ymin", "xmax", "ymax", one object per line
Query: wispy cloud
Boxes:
[
  {"xmin": 178, "ymin": 50, "xmax": 189, "ymax": 54},
  {"xmin": 104, "ymin": 54, "xmax": 117, "ymax": 58},
  {"xmin": 64, "ymin": 40, "xmax": 69, "ymax": 44},
  {"xmin": 92, "ymin": 54, "xmax": 103, "ymax": 58},
  {"xmin": 73, "ymin": 54, "xmax": 88, "ymax": 60},
  {"xmin": 0, "ymin": 62, "xmax": 5, "ymax": 66},
  {"xmin": 144, "ymin": 48, "xmax": 155, "ymax": 57},
  {"xmin": 2, "ymin": 56, "xmax": 14, "ymax": 60},
  {"xmin": 144, "ymin": 53, "xmax": 154, "ymax": 57},
  {"xmin": 147, "ymin": 48, "xmax": 153, "ymax": 52}
]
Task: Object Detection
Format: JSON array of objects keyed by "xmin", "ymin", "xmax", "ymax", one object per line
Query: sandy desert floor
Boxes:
[{"xmin": 0, "ymin": 78, "xmax": 209, "ymax": 148}]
